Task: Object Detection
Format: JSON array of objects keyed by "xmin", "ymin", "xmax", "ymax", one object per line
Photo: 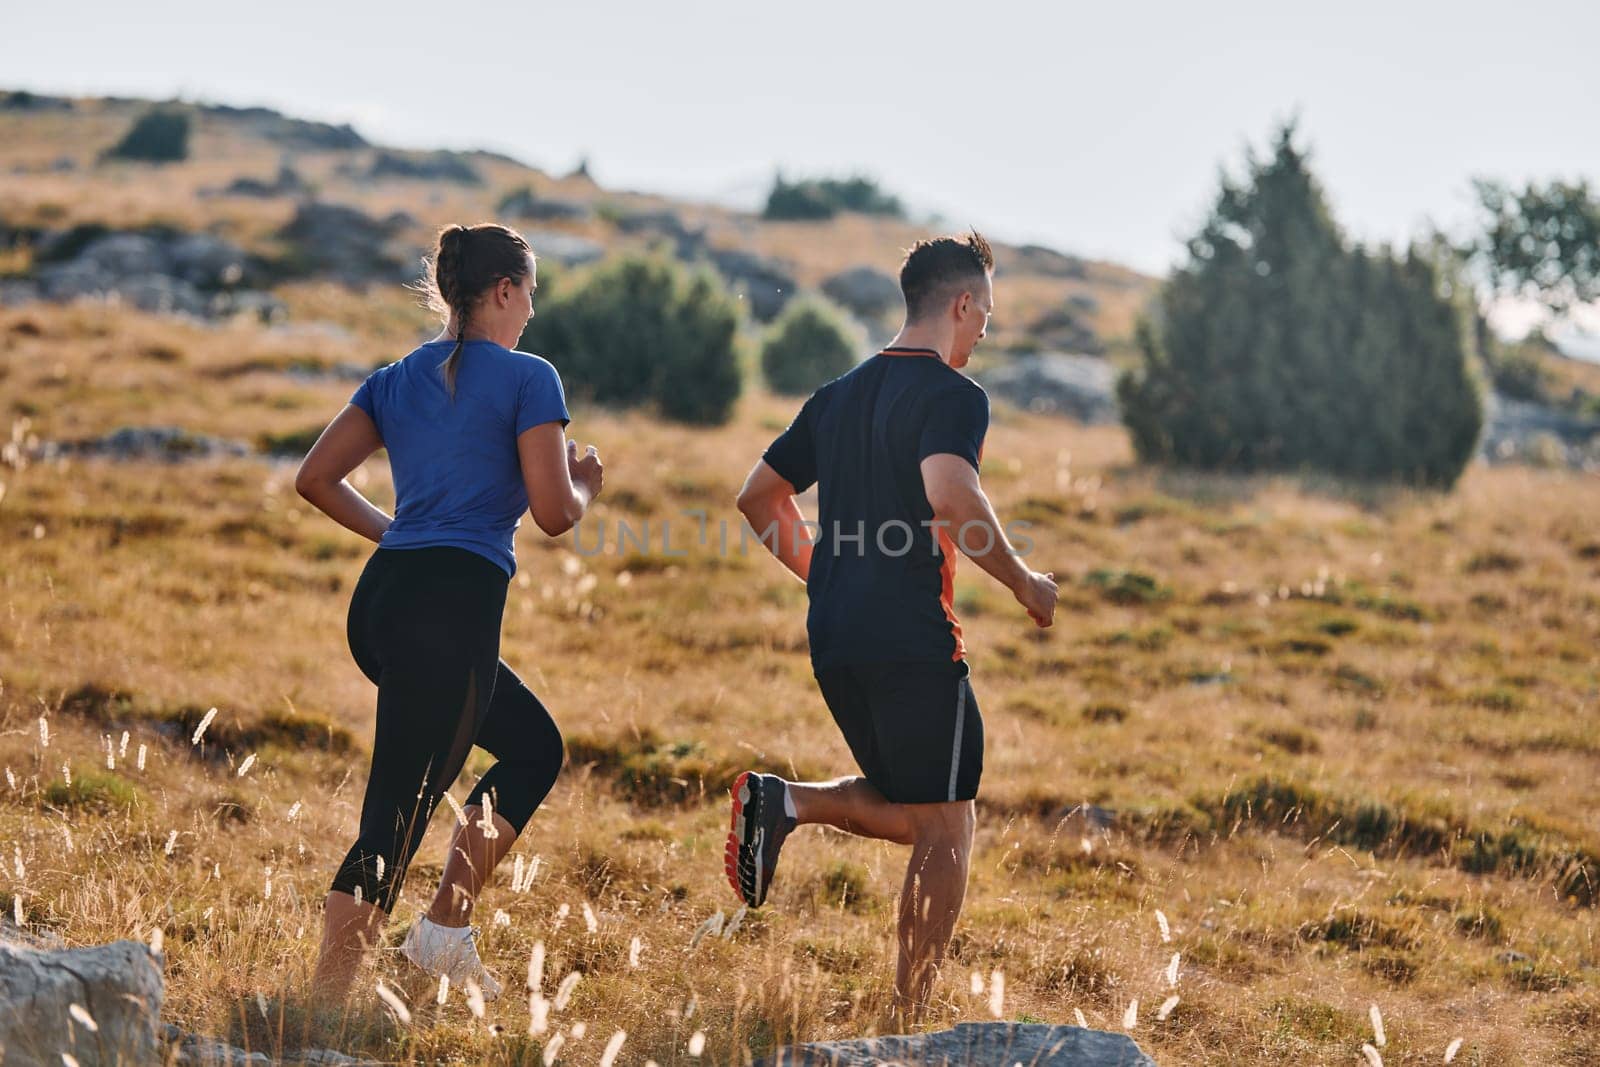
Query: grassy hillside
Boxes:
[
  {"xmin": 1, "ymin": 92, "xmax": 1597, "ymax": 1067},
  {"xmin": 1, "ymin": 300, "xmax": 1598, "ymax": 1065},
  {"xmin": 0, "ymin": 93, "xmax": 1153, "ymax": 355}
]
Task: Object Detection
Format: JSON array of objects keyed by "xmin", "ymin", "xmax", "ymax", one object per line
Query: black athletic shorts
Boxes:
[{"xmin": 815, "ymin": 660, "xmax": 983, "ymax": 804}]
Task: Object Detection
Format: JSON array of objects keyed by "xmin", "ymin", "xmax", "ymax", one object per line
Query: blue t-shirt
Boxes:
[
  {"xmin": 763, "ymin": 348, "xmax": 989, "ymax": 670},
  {"xmin": 350, "ymin": 340, "xmax": 570, "ymax": 576}
]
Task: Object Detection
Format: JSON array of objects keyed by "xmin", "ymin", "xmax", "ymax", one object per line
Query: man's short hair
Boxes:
[{"xmin": 899, "ymin": 231, "xmax": 995, "ymax": 321}]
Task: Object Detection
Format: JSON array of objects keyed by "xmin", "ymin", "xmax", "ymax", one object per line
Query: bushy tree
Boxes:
[
  {"xmin": 106, "ymin": 109, "xmax": 191, "ymax": 162},
  {"xmin": 1469, "ymin": 178, "xmax": 1600, "ymax": 315},
  {"xmin": 520, "ymin": 254, "xmax": 745, "ymax": 425},
  {"xmin": 761, "ymin": 296, "xmax": 861, "ymax": 395},
  {"xmin": 1117, "ymin": 124, "xmax": 1483, "ymax": 487}
]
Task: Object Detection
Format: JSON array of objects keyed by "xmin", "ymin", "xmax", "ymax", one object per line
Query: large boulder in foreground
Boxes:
[
  {"xmin": 761, "ymin": 1021, "xmax": 1158, "ymax": 1066},
  {"xmin": 0, "ymin": 938, "xmax": 164, "ymax": 1067}
]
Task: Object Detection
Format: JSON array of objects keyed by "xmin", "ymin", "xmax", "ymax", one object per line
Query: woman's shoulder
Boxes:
[{"xmin": 496, "ymin": 346, "xmax": 562, "ymax": 383}]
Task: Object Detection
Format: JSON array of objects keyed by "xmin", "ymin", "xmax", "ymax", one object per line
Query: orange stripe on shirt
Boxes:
[{"xmin": 937, "ymin": 526, "xmax": 967, "ymax": 662}]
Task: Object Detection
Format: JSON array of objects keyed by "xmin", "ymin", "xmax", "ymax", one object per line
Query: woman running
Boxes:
[{"xmin": 294, "ymin": 223, "xmax": 602, "ymax": 1002}]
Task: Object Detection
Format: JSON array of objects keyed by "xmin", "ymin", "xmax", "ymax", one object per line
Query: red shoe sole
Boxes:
[{"xmin": 724, "ymin": 771, "xmax": 753, "ymax": 903}]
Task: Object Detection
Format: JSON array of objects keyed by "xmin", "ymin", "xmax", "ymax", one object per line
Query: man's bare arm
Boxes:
[
  {"xmin": 920, "ymin": 453, "xmax": 1057, "ymax": 627},
  {"xmin": 736, "ymin": 460, "xmax": 813, "ymax": 583}
]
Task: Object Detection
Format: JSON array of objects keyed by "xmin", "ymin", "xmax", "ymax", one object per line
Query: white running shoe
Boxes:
[{"xmin": 400, "ymin": 917, "xmax": 503, "ymax": 1002}]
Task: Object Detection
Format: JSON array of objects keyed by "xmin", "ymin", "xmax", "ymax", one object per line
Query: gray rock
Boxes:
[
  {"xmin": 41, "ymin": 426, "xmax": 253, "ymax": 463},
  {"xmin": 526, "ymin": 230, "xmax": 606, "ymax": 267},
  {"xmin": 0, "ymin": 278, "xmax": 42, "ymax": 306},
  {"xmin": 978, "ymin": 353, "xmax": 1118, "ymax": 424},
  {"xmin": 161, "ymin": 1023, "xmax": 376, "ymax": 1067},
  {"xmin": 167, "ymin": 233, "xmax": 249, "ymax": 288},
  {"xmin": 0, "ymin": 938, "xmax": 164, "ymax": 1067},
  {"xmin": 71, "ymin": 232, "xmax": 167, "ymax": 277},
  {"xmin": 222, "ymin": 290, "xmax": 289, "ymax": 324},
  {"xmin": 1480, "ymin": 392, "xmax": 1600, "ymax": 470},
  {"xmin": 611, "ymin": 209, "xmax": 705, "ymax": 259},
  {"xmin": 115, "ymin": 275, "xmax": 213, "ymax": 317},
  {"xmin": 218, "ymin": 164, "xmax": 306, "ymax": 199},
  {"xmin": 821, "ymin": 266, "xmax": 902, "ymax": 323},
  {"xmin": 707, "ymin": 247, "xmax": 796, "ymax": 321},
  {"xmin": 762, "ymin": 1022, "xmax": 1158, "ymax": 1067},
  {"xmin": 1028, "ymin": 305, "xmax": 1104, "ymax": 356},
  {"xmin": 498, "ymin": 187, "xmax": 593, "ymax": 222},
  {"xmin": 173, "ymin": 1035, "xmax": 274, "ymax": 1067},
  {"xmin": 23, "ymin": 228, "xmax": 261, "ymax": 319},
  {"xmin": 367, "ymin": 149, "xmax": 482, "ymax": 186},
  {"xmin": 278, "ymin": 202, "xmax": 412, "ymax": 284}
]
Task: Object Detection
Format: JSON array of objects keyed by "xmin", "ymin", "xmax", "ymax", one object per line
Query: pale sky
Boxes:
[{"xmin": 8, "ymin": 0, "xmax": 1599, "ymax": 279}]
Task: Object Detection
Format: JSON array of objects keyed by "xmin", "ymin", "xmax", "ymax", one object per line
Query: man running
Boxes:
[{"xmin": 727, "ymin": 232, "xmax": 1059, "ymax": 1022}]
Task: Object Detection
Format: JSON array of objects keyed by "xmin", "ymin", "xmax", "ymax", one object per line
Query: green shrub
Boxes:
[
  {"xmin": 520, "ymin": 254, "xmax": 744, "ymax": 425},
  {"xmin": 763, "ymin": 175, "xmax": 904, "ymax": 221},
  {"xmin": 1117, "ymin": 124, "xmax": 1483, "ymax": 487},
  {"xmin": 760, "ymin": 296, "xmax": 861, "ymax": 395},
  {"xmin": 106, "ymin": 109, "xmax": 191, "ymax": 162}
]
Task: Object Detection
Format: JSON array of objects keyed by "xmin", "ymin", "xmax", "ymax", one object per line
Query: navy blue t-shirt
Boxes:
[
  {"xmin": 350, "ymin": 340, "xmax": 570, "ymax": 577},
  {"xmin": 763, "ymin": 348, "xmax": 989, "ymax": 670}
]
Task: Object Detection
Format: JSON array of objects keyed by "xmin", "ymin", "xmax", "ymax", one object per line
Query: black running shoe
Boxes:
[{"xmin": 725, "ymin": 771, "xmax": 796, "ymax": 907}]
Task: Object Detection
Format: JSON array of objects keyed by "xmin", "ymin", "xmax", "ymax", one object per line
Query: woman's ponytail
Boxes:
[{"xmin": 413, "ymin": 223, "xmax": 533, "ymax": 399}]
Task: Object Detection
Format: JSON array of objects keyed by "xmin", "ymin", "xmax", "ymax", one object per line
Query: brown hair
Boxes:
[
  {"xmin": 898, "ymin": 231, "xmax": 995, "ymax": 321},
  {"xmin": 414, "ymin": 223, "xmax": 534, "ymax": 395}
]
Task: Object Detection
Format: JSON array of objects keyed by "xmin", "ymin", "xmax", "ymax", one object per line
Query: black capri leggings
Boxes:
[{"xmin": 330, "ymin": 545, "xmax": 563, "ymax": 912}]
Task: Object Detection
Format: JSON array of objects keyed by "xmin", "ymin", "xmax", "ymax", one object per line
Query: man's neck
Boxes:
[{"xmin": 884, "ymin": 325, "xmax": 954, "ymax": 365}]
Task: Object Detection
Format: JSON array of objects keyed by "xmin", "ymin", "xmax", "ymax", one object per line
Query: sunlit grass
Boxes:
[{"xmin": 2, "ymin": 295, "xmax": 1599, "ymax": 1067}]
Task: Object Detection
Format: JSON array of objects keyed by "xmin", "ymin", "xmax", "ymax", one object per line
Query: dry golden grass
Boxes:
[
  {"xmin": 1, "ymin": 98, "xmax": 1595, "ymax": 1065},
  {"xmin": 3, "ymin": 298, "xmax": 1598, "ymax": 1066}
]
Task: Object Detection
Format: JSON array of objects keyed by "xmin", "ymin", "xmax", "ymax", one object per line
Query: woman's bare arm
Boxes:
[
  {"xmin": 518, "ymin": 421, "xmax": 602, "ymax": 537},
  {"xmin": 294, "ymin": 405, "xmax": 391, "ymax": 544}
]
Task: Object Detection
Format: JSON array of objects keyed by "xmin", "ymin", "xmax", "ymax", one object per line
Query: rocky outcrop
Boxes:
[
  {"xmin": 0, "ymin": 932, "xmax": 379, "ymax": 1067},
  {"xmin": 1027, "ymin": 304, "xmax": 1104, "ymax": 355},
  {"xmin": 217, "ymin": 164, "xmax": 307, "ymax": 199},
  {"xmin": 162, "ymin": 1024, "xmax": 377, "ymax": 1067},
  {"xmin": 1, "ymin": 227, "xmax": 282, "ymax": 321},
  {"xmin": 761, "ymin": 1022, "xmax": 1158, "ymax": 1066},
  {"xmin": 277, "ymin": 203, "xmax": 416, "ymax": 285},
  {"xmin": 978, "ymin": 353, "xmax": 1118, "ymax": 424},
  {"xmin": 0, "ymin": 938, "xmax": 164, "ymax": 1067},
  {"xmin": 1480, "ymin": 392, "xmax": 1600, "ymax": 470},
  {"xmin": 497, "ymin": 187, "xmax": 593, "ymax": 223},
  {"xmin": 40, "ymin": 427, "xmax": 253, "ymax": 463},
  {"xmin": 525, "ymin": 230, "xmax": 606, "ymax": 267},
  {"xmin": 821, "ymin": 266, "xmax": 902, "ymax": 323},
  {"xmin": 610, "ymin": 208, "xmax": 706, "ymax": 260},
  {"xmin": 707, "ymin": 247, "xmax": 796, "ymax": 321},
  {"xmin": 365, "ymin": 150, "xmax": 482, "ymax": 186}
]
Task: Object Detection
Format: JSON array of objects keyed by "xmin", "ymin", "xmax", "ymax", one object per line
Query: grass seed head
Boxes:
[
  {"xmin": 191, "ymin": 707, "xmax": 218, "ymax": 745},
  {"xmin": 375, "ymin": 981, "xmax": 411, "ymax": 1025}
]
